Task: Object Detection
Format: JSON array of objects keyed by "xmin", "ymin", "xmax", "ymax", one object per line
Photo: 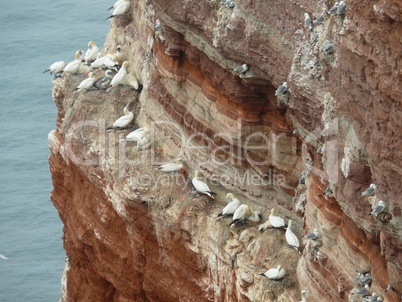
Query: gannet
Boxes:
[
  {"xmin": 275, "ymin": 82, "xmax": 288, "ymax": 96},
  {"xmin": 285, "ymin": 220, "xmax": 301, "ymax": 252},
  {"xmin": 106, "ymin": 103, "xmax": 134, "ymax": 130},
  {"xmin": 93, "ymin": 70, "xmax": 115, "ymax": 90},
  {"xmin": 78, "ymin": 49, "xmax": 85, "ymax": 61},
  {"xmin": 217, "ymin": 193, "xmax": 241, "ymax": 218},
  {"xmin": 43, "ymin": 61, "xmax": 65, "ymax": 76},
  {"xmin": 120, "ymin": 126, "xmax": 148, "ymax": 142},
  {"xmin": 137, "ymin": 133, "xmax": 151, "ymax": 151},
  {"xmin": 230, "ymin": 204, "xmax": 251, "ymax": 225},
  {"xmin": 107, "ymin": 61, "xmax": 129, "ymax": 92},
  {"xmin": 269, "ymin": 207, "xmax": 286, "ymax": 228},
  {"xmin": 259, "ymin": 265, "xmax": 286, "ymax": 280},
  {"xmin": 192, "ymin": 170, "xmax": 215, "ymax": 198},
  {"xmin": 84, "ymin": 41, "xmax": 99, "ymax": 65},
  {"xmin": 63, "ymin": 50, "xmax": 83, "ymax": 74},
  {"xmin": 304, "ymin": 228, "xmax": 319, "ymax": 240},
  {"xmin": 74, "ymin": 72, "xmax": 96, "ymax": 92},
  {"xmin": 370, "ymin": 201, "xmax": 386, "ymax": 216},
  {"xmin": 156, "ymin": 158, "xmax": 185, "ymax": 172},
  {"xmin": 106, "ymin": 0, "xmax": 130, "ymax": 21},
  {"xmin": 361, "ymin": 184, "xmax": 376, "ymax": 196},
  {"xmin": 299, "ymin": 290, "xmax": 308, "ymax": 302},
  {"xmin": 114, "ymin": 46, "xmax": 125, "ymax": 65},
  {"xmin": 91, "ymin": 54, "xmax": 118, "ymax": 69},
  {"xmin": 336, "ymin": 1, "xmax": 346, "ymax": 15},
  {"xmin": 247, "ymin": 210, "xmax": 262, "ymax": 223},
  {"xmin": 304, "ymin": 13, "xmax": 313, "ymax": 30},
  {"xmin": 108, "ymin": 0, "xmax": 123, "ymax": 11}
]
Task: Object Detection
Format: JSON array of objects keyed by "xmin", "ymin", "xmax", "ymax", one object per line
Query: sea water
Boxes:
[{"xmin": 0, "ymin": 0, "xmax": 111, "ymax": 300}]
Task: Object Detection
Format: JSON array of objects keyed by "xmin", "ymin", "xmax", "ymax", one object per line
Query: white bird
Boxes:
[
  {"xmin": 275, "ymin": 82, "xmax": 288, "ymax": 96},
  {"xmin": 63, "ymin": 50, "xmax": 83, "ymax": 74},
  {"xmin": 74, "ymin": 72, "xmax": 96, "ymax": 92},
  {"xmin": 299, "ymin": 290, "xmax": 308, "ymax": 302},
  {"xmin": 106, "ymin": 0, "xmax": 130, "ymax": 20},
  {"xmin": 107, "ymin": 61, "xmax": 129, "ymax": 92},
  {"xmin": 285, "ymin": 219, "xmax": 301, "ymax": 252},
  {"xmin": 120, "ymin": 126, "xmax": 148, "ymax": 142},
  {"xmin": 91, "ymin": 54, "xmax": 118, "ymax": 69},
  {"xmin": 217, "ymin": 193, "xmax": 241, "ymax": 217},
  {"xmin": 93, "ymin": 70, "xmax": 116, "ymax": 90},
  {"xmin": 106, "ymin": 103, "xmax": 134, "ymax": 130},
  {"xmin": 43, "ymin": 61, "xmax": 65, "ymax": 76},
  {"xmin": 156, "ymin": 158, "xmax": 185, "ymax": 172},
  {"xmin": 247, "ymin": 210, "xmax": 262, "ymax": 223},
  {"xmin": 336, "ymin": 1, "xmax": 346, "ymax": 15},
  {"xmin": 361, "ymin": 184, "xmax": 376, "ymax": 196},
  {"xmin": 78, "ymin": 49, "xmax": 85, "ymax": 61},
  {"xmin": 304, "ymin": 13, "xmax": 313, "ymax": 30},
  {"xmin": 269, "ymin": 207, "xmax": 286, "ymax": 228},
  {"xmin": 367, "ymin": 293, "xmax": 378, "ymax": 302},
  {"xmin": 230, "ymin": 204, "xmax": 251, "ymax": 225},
  {"xmin": 259, "ymin": 265, "xmax": 286, "ymax": 280},
  {"xmin": 304, "ymin": 228, "xmax": 319, "ymax": 240},
  {"xmin": 108, "ymin": 0, "xmax": 123, "ymax": 11},
  {"xmin": 370, "ymin": 201, "xmax": 386, "ymax": 216},
  {"xmin": 192, "ymin": 170, "xmax": 215, "ymax": 198},
  {"xmin": 0, "ymin": 253, "xmax": 8, "ymax": 260},
  {"xmin": 328, "ymin": 2, "xmax": 339, "ymax": 14},
  {"xmin": 84, "ymin": 41, "xmax": 99, "ymax": 65},
  {"xmin": 137, "ymin": 133, "xmax": 152, "ymax": 151},
  {"xmin": 233, "ymin": 63, "xmax": 248, "ymax": 74}
]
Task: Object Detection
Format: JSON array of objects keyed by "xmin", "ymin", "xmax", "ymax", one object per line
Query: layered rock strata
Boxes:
[{"xmin": 49, "ymin": 0, "xmax": 402, "ymax": 301}]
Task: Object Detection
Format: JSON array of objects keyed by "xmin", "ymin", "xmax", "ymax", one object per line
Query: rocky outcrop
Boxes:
[{"xmin": 49, "ymin": 0, "xmax": 402, "ymax": 301}]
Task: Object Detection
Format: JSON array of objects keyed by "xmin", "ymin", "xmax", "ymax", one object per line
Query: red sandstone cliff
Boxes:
[{"xmin": 49, "ymin": 0, "xmax": 402, "ymax": 301}]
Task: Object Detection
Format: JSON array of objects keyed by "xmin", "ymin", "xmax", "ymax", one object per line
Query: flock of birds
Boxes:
[
  {"xmin": 151, "ymin": 157, "xmax": 391, "ymax": 300},
  {"xmin": 43, "ymin": 0, "xmax": 136, "ymax": 95},
  {"xmin": 42, "ymin": 0, "xmax": 397, "ymax": 300}
]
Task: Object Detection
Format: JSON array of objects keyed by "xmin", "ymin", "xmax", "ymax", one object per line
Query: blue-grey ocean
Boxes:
[{"xmin": 0, "ymin": 0, "xmax": 110, "ymax": 300}]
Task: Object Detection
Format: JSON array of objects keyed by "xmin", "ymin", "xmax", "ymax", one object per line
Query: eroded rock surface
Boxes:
[{"xmin": 49, "ymin": 0, "xmax": 402, "ymax": 301}]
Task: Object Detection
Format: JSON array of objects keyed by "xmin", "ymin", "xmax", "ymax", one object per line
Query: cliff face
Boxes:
[{"xmin": 49, "ymin": 0, "xmax": 402, "ymax": 301}]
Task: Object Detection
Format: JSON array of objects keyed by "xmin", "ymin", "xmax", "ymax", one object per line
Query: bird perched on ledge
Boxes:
[
  {"xmin": 155, "ymin": 158, "xmax": 185, "ymax": 172},
  {"xmin": 107, "ymin": 61, "xmax": 130, "ymax": 92},
  {"xmin": 43, "ymin": 61, "xmax": 65, "ymax": 77},
  {"xmin": 106, "ymin": 0, "xmax": 130, "ymax": 21},
  {"xmin": 217, "ymin": 193, "xmax": 241, "ymax": 218},
  {"xmin": 285, "ymin": 219, "xmax": 302, "ymax": 253},
  {"xmin": 192, "ymin": 170, "xmax": 215, "ymax": 198},
  {"xmin": 259, "ymin": 265, "xmax": 286, "ymax": 280},
  {"xmin": 74, "ymin": 72, "xmax": 96, "ymax": 93},
  {"xmin": 106, "ymin": 103, "xmax": 134, "ymax": 130},
  {"xmin": 275, "ymin": 82, "xmax": 288, "ymax": 96},
  {"xmin": 361, "ymin": 183, "xmax": 376, "ymax": 196},
  {"xmin": 233, "ymin": 63, "xmax": 248, "ymax": 74}
]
